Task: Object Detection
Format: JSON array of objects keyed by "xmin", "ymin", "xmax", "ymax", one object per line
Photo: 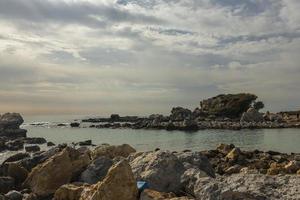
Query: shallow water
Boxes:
[{"xmin": 20, "ymin": 115, "xmax": 300, "ymax": 153}]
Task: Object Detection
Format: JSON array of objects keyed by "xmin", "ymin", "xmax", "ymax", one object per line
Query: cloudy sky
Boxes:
[{"xmin": 0, "ymin": 0, "xmax": 300, "ymax": 115}]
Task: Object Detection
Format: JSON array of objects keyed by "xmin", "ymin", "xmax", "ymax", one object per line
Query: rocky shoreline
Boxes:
[
  {"xmin": 75, "ymin": 93, "xmax": 300, "ymax": 131},
  {"xmin": 1, "ymin": 113, "xmax": 300, "ymax": 200}
]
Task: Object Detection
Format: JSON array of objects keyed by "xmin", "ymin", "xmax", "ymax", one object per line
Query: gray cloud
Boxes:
[{"xmin": 0, "ymin": 0, "xmax": 300, "ymax": 115}]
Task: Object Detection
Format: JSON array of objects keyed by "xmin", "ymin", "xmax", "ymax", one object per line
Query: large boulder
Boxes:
[
  {"xmin": 129, "ymin": 151, "xmax": 185, "ymax": 193},
  {"xmin": 170, "ymin": 107, "xmax": 192, "ymax": 121},
  {"xmin": 200, "ymin": 93, "xmax": 257, "ymax": 118},
  {"xmin": 79, "ymin": 156, "xmax": 113, "ymax": 184},
  {"xmin": 240, "ymin": 108, "xmax": 264, "ymax": 123},
  {"xmin": 0, "ymin": 113, "xmax": 24, "ymax": 129},
  {"xmin": 0, "ymin": 113, "xmax": 27, "ymax": 138},
  {"xmin": 23, "ymin": 147, "xmax": 90, "ymax": 197},
  {"xmin": 91, "ymin": 144, "xmax": 136, "ymax": 160},
  {"xmin": 79, "ymin": 160, "xmax": 138, "ymax": 200}
]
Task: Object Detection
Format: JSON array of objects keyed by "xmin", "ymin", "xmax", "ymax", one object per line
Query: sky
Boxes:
[{"xmin": 0, "ymin": 0, "xmax": 300, "ymax": 116}]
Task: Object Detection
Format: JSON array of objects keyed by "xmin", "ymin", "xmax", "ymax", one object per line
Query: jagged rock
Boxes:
[
  {"xmin": 224, "ymin": 165, "xmax": 242, "ymax": 175},
  {"xmin": 140, "ymin": 189, "xmax": 176, "ymax": 200},
  {"xmin": 54, "ymin": 183, "xmax": 87, "ymax": 200},
  {"xmin": 240, "ymin": 108, "xmax": 264, "ymax": 123},
  {"xmin": 92, "ymin": 144, "xmax": 136, "ymax": 160},
  {"xmin": 5, "ymin": 190, "xmax": 23, "ymax": 200},
  {"xmin": 176, "ymin": 152, "xmax": 215, "ymax": 178},
  {"xmin": 79, "ymin": 157, "xmax": 113, "ymax": 184},
  {"xmin": 129, "ymin": 151, "xmax": 185, "ymax": 193},
  {"xmin": 0, "ymin": 176, "xmax": 15, "ymax": 193},
  {"xmin": 200, "ymin": 93, "xmax": 257, "ymax": 118},
  {"xmin": 170, "ymin": 107, "xmax": 192, "ymax": 121},
  {"xmin": 79, "ymin": 160, "xmax": 138, "ymax": 200},
  {"xmin": 25, "ymin": 145, "xmax": 40, "ymax": 153},
  {"xmin": 23, "ymin": 147, "xmax": 91, "ymax": 196}
]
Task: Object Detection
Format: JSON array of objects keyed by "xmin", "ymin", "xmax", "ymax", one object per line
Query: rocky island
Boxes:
[
  {"xmin": 0, "ymin": 113, "xmax": 300, "ymax": 200},
  {"xmin": 78, "ymin": 93, "xmax": 300, "ymax": 131}
]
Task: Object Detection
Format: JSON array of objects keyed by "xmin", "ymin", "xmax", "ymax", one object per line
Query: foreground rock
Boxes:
[
  {"xmin": 23, "ymin": 147, "xmax": 90, "ymax": 197},
  {"xmin": 191, "ymin": 173, "xmax": 300, "ymax": 200},
  {"xmin": 79, "ymin": 160, "xmax": 138, "ymax": 200}
]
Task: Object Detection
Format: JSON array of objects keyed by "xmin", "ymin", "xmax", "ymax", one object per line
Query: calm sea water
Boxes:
[{"xmin": 20, "ymin": 115, "xmax": 300, "ymax": 153}]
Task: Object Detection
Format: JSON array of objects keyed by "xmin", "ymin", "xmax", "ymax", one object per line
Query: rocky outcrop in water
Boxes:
[
  {"xmin": 200, "ymin": 93, "xmax": 258, "ymax": 118},
  {"xmin": 0, "ymin": 113, "xmax": 27, "ymax": 138}
]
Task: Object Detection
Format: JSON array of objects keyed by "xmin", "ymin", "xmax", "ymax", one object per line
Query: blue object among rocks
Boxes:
[{"xmin": 137, "ymin": 181, "xmax": 149, "ymax": 192}]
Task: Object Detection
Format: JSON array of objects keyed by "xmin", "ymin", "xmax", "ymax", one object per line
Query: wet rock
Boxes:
[
  {"xmin": 200, "ymin": 93, "xmax": 257, "ymax": 118},
  {"xmin": 23, "ymin": 147, "xmax": 91, "ymax": 196},
  {"xmin": 0, "ymin": 176, "xmax": 15, "ymax": 193},
  {"xmin": 5, "ymin": 190, "xmax": 23, "ymax": 200},
  {"xmin": 47, "ymin": 142, "xmax": 55, "ymax": 147},
  {"xmin": 130, "ymin": 151, "xmax": 185, "ymax": 193},
  {"xmin": 54, "ymin": 183, "xmax": 87, "ymax": 200},
  {"xmin": 92, "ymin": 144, "xmax": 136, "ymax": 160},
  {"xmin": 79, "ymin": 156, "xmax": 113, "ymax": 184},
  {"xmin": 79, "ymin": 160, "xmax": 138, "ymax": 200},
  {"xmin": 25, "ymin": 145, "xmax": 40, "ymax": 153},
  {"xmin": 3, "ymin": 153, "xmax": 30, "ymax": 164},
  {"xmin": 140, "ymin": 189, "xmax": 176, "ymax": 200},
  {"xmin": 70, "ymin": 123, "xmax": 80, "ymax": 128},
  {"xmin": 240, "ymin": 108, "xmax": 264, "ymax": 123},
  {"xmin": 5, "ymin": 139, "xmax": 24, "ymax": 151},
  {"xmin": 24, "ymin": 138, "xmax": 47, "ymax": 145},
  {"xmin": 78, "ymin": 140, "xmax": 92, "ymax": 146}
]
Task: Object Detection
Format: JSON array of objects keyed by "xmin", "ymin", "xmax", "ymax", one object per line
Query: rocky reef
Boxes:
[
  {"xmin": 76, "ymin": 93, "xmax": 300, "ymax": 131},
  {"xmin": 0, "ymin": 142, "xmax": 299, "ymax": 200}
]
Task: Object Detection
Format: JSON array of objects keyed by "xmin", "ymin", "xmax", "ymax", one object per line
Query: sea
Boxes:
[{"xmin": 20, "ymin": 114, "xmax": 300, "ymax": 153}]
